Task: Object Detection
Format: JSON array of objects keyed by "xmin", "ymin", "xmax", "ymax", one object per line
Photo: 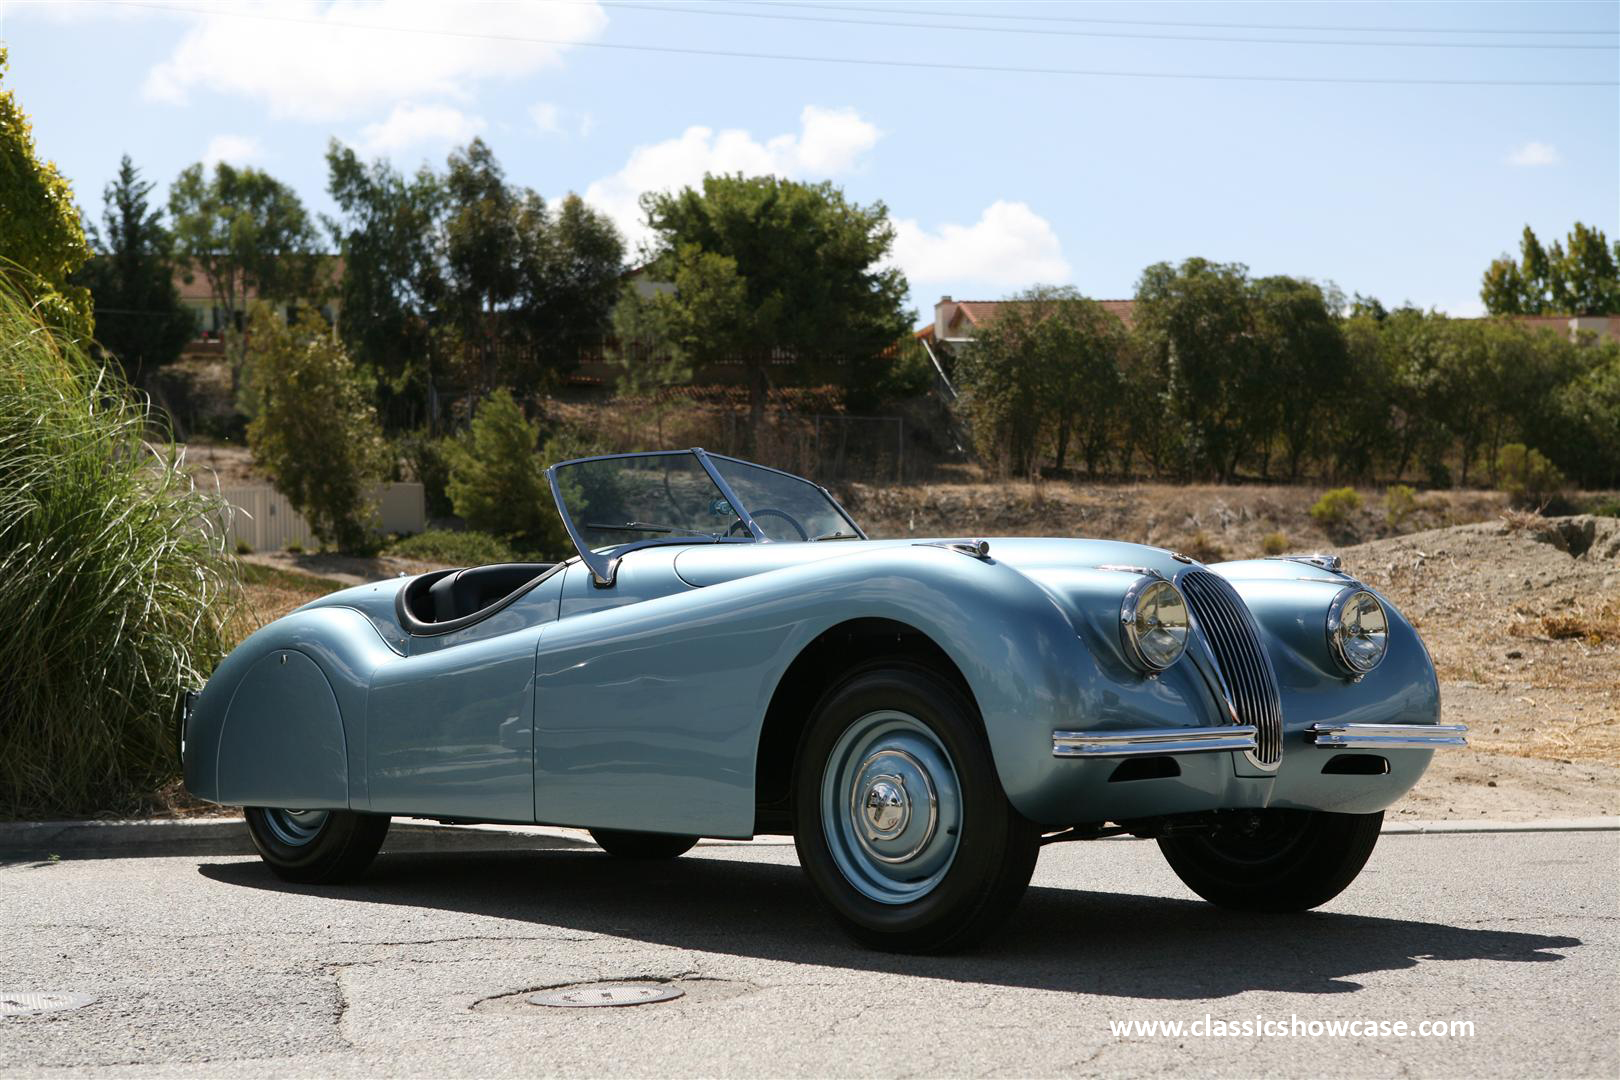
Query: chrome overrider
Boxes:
[
  {"xmin": 1052, "ymin": 725, "xmax": 1259, "ymax": 758},
  {"xmin": 1307, "ymin": 722, "xmax": 1469, "ymax": 749}
]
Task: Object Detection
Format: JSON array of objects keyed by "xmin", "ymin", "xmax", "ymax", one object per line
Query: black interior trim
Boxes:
[{"xmin": 395, "ymin": 559, "xmax": 571, "ymax": 637}]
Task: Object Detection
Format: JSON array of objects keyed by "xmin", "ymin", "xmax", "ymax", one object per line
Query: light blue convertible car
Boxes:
[{"xmin": 183, "ymin": 449, "xmax": 1465, "ymax": 952}]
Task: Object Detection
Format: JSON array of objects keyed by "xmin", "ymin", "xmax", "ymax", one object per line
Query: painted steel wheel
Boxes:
[
  {"xmin": 1157, "ymin": 809, "xmax": 1383, "ymax": 911},
  {"xmin": 259, "ymin": 809, "xmax": 330, "ymax": 847},
  {"xmin": 819, "ymin": 710, "xmax": 962, "ymax": 904},
  {"xmin": 794, "ymin": 664, "xmax": 1040, "ymax": 953},
  {"xmin": 244, "ymin": 807, "xmax": 391, "ymax": 885}
]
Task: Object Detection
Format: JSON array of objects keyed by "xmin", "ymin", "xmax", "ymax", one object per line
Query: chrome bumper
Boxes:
[
  {"xmin": 1307, "ymin": 722, "xmax": 1468, "ymax": 749},
  {"xmin": 1052, "ymin": 725, "xmax": 1258, "ymax": 758}
]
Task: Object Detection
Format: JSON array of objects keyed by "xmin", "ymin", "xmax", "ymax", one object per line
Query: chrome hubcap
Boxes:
[
  {"xmin": 822, "ymin": 710, "xmax": 961, "ymax": 905},
  {"xmin": 261, "ymin": 808, "xmax": 329, "ymax": 847}
]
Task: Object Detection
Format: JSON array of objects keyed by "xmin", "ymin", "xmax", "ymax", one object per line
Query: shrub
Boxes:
[
  {"xmin": 396, "ymin": 431, "xmax": 455, "ymax": 520},
  {"xmin": 1309, "ymin": 487, "xmax": 1364, "ymax": 534},
  {"xmin": 388, "ymin": 529, "xmax": 519, "ymax": 566},
  {"xmin": 285, "ymin": 541, "xmax": 303, "ymax": 554},
  {"xmin": 1583, "ymin": 495, "xmax": 1620, "ymax": 518},
  {"xmin": 445, "ymin": 389, "xmax": 575, "ymax": 557},
  {"xmin": 1260, "ymin": 531, "xmax": 1290, "ymax": 556},
  {"xmin": 0, "ymin": 279, "xmax": 238, "ymax": 817},
  {"xmin": 1383, "ymin": 484, "xmax": 1419, "ymax": 529},
  {"xmin": 1496, "ymin": 443, "xmax": 1567, "ymax": 509},
  {"xmin": 234, "ymin": 538, "xmax": 253, "ymax": 555},
  {"xmin": 247, "ymin": 305, "xmax": 387, "ymax": 553}
]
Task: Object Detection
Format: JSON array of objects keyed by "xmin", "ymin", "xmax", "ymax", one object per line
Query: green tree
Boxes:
[
  {"xmin": 353, "ymin": 137, "xmax": 626, "ymax": 405},
  {"xmin": 513, "ymin": 191, "xmax": 625, "ymax": 387},
  {"xmin": 1551, "ymin": 222, "xmax": 1620, "ymax": 315},
  {"xmin": 1252, "ymin": 275, "xmax": 1347, "ymax": 480},
  {"xmin": 1481, "ymin": 223, "xmax": 1620, "ymax": 315},
  {"xmin": 444, "ymin": 388, "xmax": 572, "ymax": 556},
  {"xmin": 169, "ymin": 161, "xmax": 321, "ymax": 408},
  {"xmin": 0, "ymin": 47, "xmax": 92, "ymax": 335},
  {"xmin": 953, "ymin": 287, "xmax": 1128, "ymax": 477},
  {"xmin": 325, "ymin": 140, "xmax": 449, "ymax": 430},
  {"xmin": 73, "ymin": 156, "xmax": 194, "ymax": 386},
  {"xmin": 641, "ymin": 173, "xmax": 910, "ymax": 443},
  {"xmin": 1133, "ymin": 258, "xmax": 1267, "ymax": 481},
  {"xmin": 1540, "ymin": 340, "xmax": 1620, "ymax": 488},
  {"xmin": 444, "ymin": 139, "xmax": 522, "ymax": 393},
  {"xmin": 246, "ymin": 305, "xmax": 386, "ymax": 552},
  {"xmin": 604, "ymin": 282, "xmax": 693, "ymax": 446}
]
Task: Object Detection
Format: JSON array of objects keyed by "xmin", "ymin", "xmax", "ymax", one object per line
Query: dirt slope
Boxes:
[{"xmin": 1342, "ymin": 516, "xmax": 1620, "ymax": 820}]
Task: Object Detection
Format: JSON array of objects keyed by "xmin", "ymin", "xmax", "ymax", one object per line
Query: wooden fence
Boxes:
[{"xmin": 217, "ymin": 483, "xmax": 425, "ymax": 552}]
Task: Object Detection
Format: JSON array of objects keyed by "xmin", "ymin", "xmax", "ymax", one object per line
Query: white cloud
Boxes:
[
  {"xmin": 584, "ymin": 106, "xmax": 881, "ymax": 248},
  {"xmin": 143, "ymin": 1, "xmax": 608, "ymax": 122},
  {"xmin": 889, "ymin": 201, "xmax": 1071, "ymax": 288},
  {"xmin": 202, "ymin": 134, "xmax": 265, "ymax": 167},
  {"xmin": 1507, "ymin": 141, "xmax": 1561, "ymax": 167},
  {"xmin": 357, "ymin": 102, "xmax": 484, "ymax": 155},
  {"xmin": 530, "ymin": 102, "xmax": 564, "ymax": 135}
]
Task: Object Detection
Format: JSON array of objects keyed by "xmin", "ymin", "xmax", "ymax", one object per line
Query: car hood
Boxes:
[{"xmin": 672, "ymin": 536, "xmax": 1202, "ymax": 588}]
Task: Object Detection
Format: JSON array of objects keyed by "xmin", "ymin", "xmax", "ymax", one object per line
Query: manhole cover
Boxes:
[
  {"xmin": 529, "ymin": 982, "xmax": 684, "ymax": 1008},
  {"xmin": 0, "ymin": 993, "xmax": 96, "ymax": 1018}
]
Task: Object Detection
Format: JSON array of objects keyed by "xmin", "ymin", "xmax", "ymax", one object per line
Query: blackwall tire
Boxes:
[
  {"xmin": 793, "ymin": 664, "xmax": 1039, "ymax": 954},
  {"xmin": 588, "ymin": 828, "xmax": 699, "ymax": 859},
  {"xmin": 243, "ymin": 807, "xmax": 390, "ymax": 884},
  {"xmin": 1157, "ymin": 809, "xmax": 1383, "ymax": 912}
]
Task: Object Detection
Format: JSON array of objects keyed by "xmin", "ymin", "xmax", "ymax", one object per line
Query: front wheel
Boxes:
[
  {"xmin": 793, "ymin": 665, "xmax": 1040, "ymax": 953},
  {"xmin": 1157, "ymin": 809, "xmax": 1383, "ymax": 911},
  {"xmin": 244, "ymin": 807, "xmax": 390, "ymax": 884}
]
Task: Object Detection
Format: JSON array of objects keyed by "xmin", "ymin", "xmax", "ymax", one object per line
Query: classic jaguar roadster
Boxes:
[{"xmin": 183, "ymin": 449, "xmax": 1465, "ymax": 952}]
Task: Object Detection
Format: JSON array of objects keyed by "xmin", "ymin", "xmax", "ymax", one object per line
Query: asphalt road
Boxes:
[{"xmin": 1, "ymin": 826, "xmax": 1615, "ymax": 1078}]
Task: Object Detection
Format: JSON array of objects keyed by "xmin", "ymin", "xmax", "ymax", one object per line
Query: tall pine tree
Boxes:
[{"xmin": 75, "ymin": 155, "xmax": 194, "ymax": 385}]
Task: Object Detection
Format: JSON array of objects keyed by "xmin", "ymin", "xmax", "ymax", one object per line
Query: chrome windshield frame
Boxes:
[{"xmin": 545, "ymin": 447, "xmax": 860, "ymax": 587}]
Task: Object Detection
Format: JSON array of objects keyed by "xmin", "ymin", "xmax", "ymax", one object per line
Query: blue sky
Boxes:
[{"xmin": 3, "ymin": 0, "xmax": 1616, "ymax": 320}]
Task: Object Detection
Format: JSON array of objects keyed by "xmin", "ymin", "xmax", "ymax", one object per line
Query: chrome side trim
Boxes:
[
  {"xmin": 1308, "ymin": 722, "xmax": 1469, "ymax": 749},
  {"xmin": 1053, "ymin": 725, "xmax": 1258, "ymax": 758}
]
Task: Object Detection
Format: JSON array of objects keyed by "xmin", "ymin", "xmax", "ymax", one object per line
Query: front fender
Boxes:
[
  {"xmin": 183, "ymin": 606, "xmax": 398, "ymax": 808},
  {"xmin": 532, "ymin": 544, "xmax": 1223, "ymax": 833}
]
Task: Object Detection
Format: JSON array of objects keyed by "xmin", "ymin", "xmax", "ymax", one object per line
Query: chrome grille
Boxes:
[{"xmin": 1179, "ymin": 571, "xmax": 1283, "ymax": 764}]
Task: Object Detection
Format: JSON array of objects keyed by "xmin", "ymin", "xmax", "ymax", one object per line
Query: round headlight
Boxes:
[
  {"xmin": 1327, "ymin": 588, "xmax": 1388, "ymax": 675},
  {"xmin": 1121, "ymin": 578, "xmax": 1190, "ymax": 672}
]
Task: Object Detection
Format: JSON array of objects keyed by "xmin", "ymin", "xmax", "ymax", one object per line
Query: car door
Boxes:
[
  {"xmin": 365, "ymin": 575, "xmax": 564, "ymax": 823},
  {"xmin": 532, "ymin": 554, "xmax": 792, "ymax": 839}
]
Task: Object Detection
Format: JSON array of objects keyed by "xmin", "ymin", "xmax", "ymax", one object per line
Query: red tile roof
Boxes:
[{"xmin": 946, "ymin": 298, "xmax": 1136, "ymax": 332}]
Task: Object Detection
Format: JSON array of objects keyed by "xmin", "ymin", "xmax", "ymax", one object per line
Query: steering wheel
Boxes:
[{"xmin": 726, "ymin": 507, "xmax": 809, "ymax": 542}]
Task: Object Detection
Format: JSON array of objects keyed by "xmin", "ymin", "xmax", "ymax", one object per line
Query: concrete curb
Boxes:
[{"xmin": 3, "ymin": 815, "xmax": 1614, "ymax": 859}]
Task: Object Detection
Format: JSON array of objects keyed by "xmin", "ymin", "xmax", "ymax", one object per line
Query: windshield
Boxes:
[
  {"xmin": 547, "ymin": 449, "xmax": 866, "ymax": 583},
  {"xmin": 707, "ymin": 455, "xmax": 860, "ymax": 542},
  {"xmin": 551, "ymin": 452, "xmax": 739, "ymax": 553}
]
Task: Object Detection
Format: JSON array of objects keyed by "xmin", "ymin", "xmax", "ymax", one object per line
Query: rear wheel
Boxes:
[
  {"xmin": 244, "ymin": 807, "xmax": 390, "ymax": 884},
  {"xmin": 793, "ymin": 665, "xmax": 1039, "ymax": 953},
  {"xmin": 1157, "ymin": 809, "xmax": 1383, "ymax": 911},
  {"xmin": 588, "ymin": 828, "xmax": 698, "ymax": 859}
]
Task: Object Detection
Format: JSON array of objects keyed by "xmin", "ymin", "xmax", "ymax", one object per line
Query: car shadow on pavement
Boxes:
[{"xmin": 197, "ymin": 845, "xmax": 1582, "ymax": 1000}]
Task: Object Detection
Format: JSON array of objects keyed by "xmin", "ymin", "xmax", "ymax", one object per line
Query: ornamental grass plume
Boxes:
[{"xmin": 0, "ymin": 277, "xmax": 238, "ymax": 817}]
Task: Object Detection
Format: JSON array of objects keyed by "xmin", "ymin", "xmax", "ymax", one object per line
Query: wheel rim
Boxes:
[
  {"xmin": 820, "ymin": 709, "xmax": 962, "ymax": 905},
  {"xmin": 261, "ymin": 808, "xmax": 330, "ymax": 847}
]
